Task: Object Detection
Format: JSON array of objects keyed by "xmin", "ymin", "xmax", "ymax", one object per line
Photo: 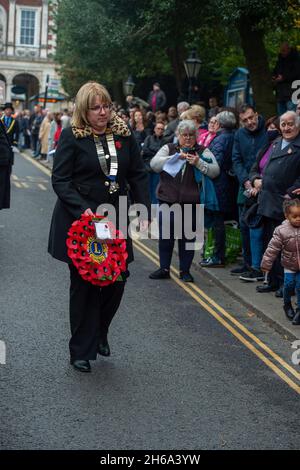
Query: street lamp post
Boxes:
[
  {"xmin": 44, "ymin": 74, "xmax": 49, "ymax": 109},
  {"xmin": 123, "ymin": 75, "xmax": 135, "ymax": 97},
  {"xmin": 184, "ymin": 50, "xmax": 202, "ymax": 104}
]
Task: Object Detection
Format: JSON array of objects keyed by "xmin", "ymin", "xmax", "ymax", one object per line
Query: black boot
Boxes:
[
  {"xmin": 71, "ymin": 359, "xmax": 91, "ymax": 372},
  {"xmin": 98, "ymin": 335, "xmax": 110, "ymax": 356},
  {"xmin": 283, "ymin": 303, "xmax": 295, "ymax": 321},
  {"xmin": 292, "ymin": 308, "xmax": 300, "ymax": 325}
]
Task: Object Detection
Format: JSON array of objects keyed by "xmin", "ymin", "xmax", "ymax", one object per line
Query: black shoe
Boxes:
[
  {"xmin": 71, "ymin": 359, "xmax": 91, "ymax": 372},
  {"xmin": 275, "ymin": 286, "xmax": 283, "ymax": 298},
  {"xmin": 200, "ymin": 256, "xmax": 225, "ymax": 268},
  {"xmin": 256, "ymin": 284, "xmax": 278, "ymax": 293},
  {"xmin": 179, "ymin": 271, "xmax": 194, "ymax": 282},
  {"xmin": 239, "ymin": 269, "xmax": 264, "ymax": 282},
  {"xmin": 283, "ymin": 303, "xmax": 295, "ymax": 321},
  {"xmin": 292, "ymin": 309, "xmax": 300, "ymax": 325},
  {"xmin": 230, "ymin": 265, "xmax": 249, "ymax": 275},
  {"xmin": 98, "ymin": 336, "xmax": 110, "ymax": 357},
  {"xmin": 149, "ymin": 268, "xmax": 170, "ymax": 279}
]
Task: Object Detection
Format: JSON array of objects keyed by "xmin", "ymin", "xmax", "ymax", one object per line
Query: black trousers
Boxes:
[{"xmin": 69, "ymin": 265, "xmax": 125, "ymax": 361}]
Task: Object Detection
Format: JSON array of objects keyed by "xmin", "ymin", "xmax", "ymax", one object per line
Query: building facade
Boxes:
[{"xmin": 0, "ymin": 0, "xmax": 61, "ymax": 109}]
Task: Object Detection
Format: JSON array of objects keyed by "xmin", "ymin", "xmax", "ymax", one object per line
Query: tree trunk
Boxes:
[
  {"xmin": 167, "ymin": 45, "xmax": 186, "ymax": 94},
  {"xmin": 111, "ymin": 80, "xmax": 124, "ymax": 105},
  {"xmin": 237, "ymin": 16, "xmax": 276, "ymax": 117}
]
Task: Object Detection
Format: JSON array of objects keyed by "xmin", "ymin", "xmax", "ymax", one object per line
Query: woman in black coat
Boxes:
[
  {"xmin": 48, "ymin": 82, "xmax": 150, "ymax": 373},
  {"xmin": 0, "ymin": 120, "xmax": 13, "ymax": 210}
]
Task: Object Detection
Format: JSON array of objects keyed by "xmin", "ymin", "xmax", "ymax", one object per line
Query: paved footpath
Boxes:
[{"xmin": 0, "ymin": 152, "xmax": 299, "ymax": 450}]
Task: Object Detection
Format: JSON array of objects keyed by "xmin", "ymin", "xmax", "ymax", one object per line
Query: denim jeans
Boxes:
[
  {"xmin": 239, "ymin": 205, "xmax": 251, "ymax": 267},
  {"xmin": 283, "ymin": 272, "xmax": 300, "ymax": 307},
  {"xmin": 249, "ymin": 226, "xmax": 264, "ymax": 270}
]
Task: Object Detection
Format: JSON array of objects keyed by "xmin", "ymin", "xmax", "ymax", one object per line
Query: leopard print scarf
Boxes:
[{"xmin": 72, "ymin": 111, "xmax": 131, "ymax": 139}]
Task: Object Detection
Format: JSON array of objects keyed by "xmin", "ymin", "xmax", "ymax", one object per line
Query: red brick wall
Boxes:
[
  {"xmin": 16, "ymin": 0, "xmax": 43, "ymax": 6},
  {"xmin": 0, "ymin": 0, "xmax": 9, "ymax": 12}
]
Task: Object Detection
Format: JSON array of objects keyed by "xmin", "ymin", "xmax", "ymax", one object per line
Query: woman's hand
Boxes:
[
  {"xmin": 250, "ymin": 188, "xmax": 259, "ymax": 197},
  {"xmin": 84, "ymin": 208, "xmax": 94, "ymax": 216},
  {"xmin": 179, "ymin": 152, "xmax": 187, "ymax": 160},
  {"xmin": 253, "ymin": 179, "xmax": 262, "ymax": 190},
  {"xmin": 185, "ymin": 153, "xmax": 199, "ymax": 166},
  {"xmin": 292, "ymin": 188, "xmax": 300, "ymax": 196}
]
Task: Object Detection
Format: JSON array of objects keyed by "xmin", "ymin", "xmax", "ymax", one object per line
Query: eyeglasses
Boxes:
[
  {"xmin": 280, "ymin": 121, "xmax": 296, "ymax": 128},
  {"xmin": 181, "ymin": 133, "xmax": 195, "ymax": 138},
  {"xmin": 89, "ymin": 104, "xmax": 111, "ymax": 112}
]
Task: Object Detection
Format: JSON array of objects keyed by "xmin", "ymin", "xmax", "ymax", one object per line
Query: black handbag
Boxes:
[{"xmin": 243, "ymin": 202, "xmax": 263, "ymax": 228}]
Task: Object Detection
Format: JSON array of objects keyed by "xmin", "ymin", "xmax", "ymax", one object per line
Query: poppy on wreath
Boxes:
[{"xmin": 66, "ymin": 213, "xmax": 128, "ymax": 286}]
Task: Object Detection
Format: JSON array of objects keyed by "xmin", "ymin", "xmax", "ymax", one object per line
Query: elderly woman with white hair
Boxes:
[
  {"xmin": 253, "ymin": 111, "xmax": 300, "ymax": 294},
  {"xmin": 149, "ymin": 119, "xmax": 219, "ymax": 282},
  {"xmin": 200, "ymin": 110, "xmax": 237, "ymax": 267}
]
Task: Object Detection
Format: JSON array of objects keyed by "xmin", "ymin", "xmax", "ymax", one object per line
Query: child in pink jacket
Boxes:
[{"xmin": 261, "ymin": 198, "xmax": 300, "ymax": 325}]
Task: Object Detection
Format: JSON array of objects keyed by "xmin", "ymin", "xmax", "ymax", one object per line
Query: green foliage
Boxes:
[{"xmin": 55, "ymin": 0, "xmax": 298, "ymax": 105}]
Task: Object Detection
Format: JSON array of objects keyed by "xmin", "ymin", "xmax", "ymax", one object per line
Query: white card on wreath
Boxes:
[{"xmin": 95, "ymin": 221, "xmax": 112, "ymax": 240}]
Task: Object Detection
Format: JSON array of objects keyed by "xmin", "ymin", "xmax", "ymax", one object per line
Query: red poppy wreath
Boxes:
[{"xmin": 66, "ymin": 214, "xmax": 128, "ymax": 286}]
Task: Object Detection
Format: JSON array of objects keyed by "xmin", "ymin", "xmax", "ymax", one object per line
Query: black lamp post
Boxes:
[
  {"xmin": 123, "ymin": 75, "xmax": 135, "ymax": 97},
  {"xmin": 184, "ymin": 50, "xmax": 202, "ymax": 104},
  {"xmin": 44, "ymin": 74, "xmax": 49, "ymax": 109}
]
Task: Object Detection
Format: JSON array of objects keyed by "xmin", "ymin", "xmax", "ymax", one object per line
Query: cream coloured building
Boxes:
[{"xmin": 0, "ymin": 0, "xmax": 63, "ymax": 109}]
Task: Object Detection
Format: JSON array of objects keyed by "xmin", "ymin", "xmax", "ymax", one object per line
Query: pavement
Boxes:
[{"xmin": 27, "ymin": 149, "xmax": 300, "ymax": 342}]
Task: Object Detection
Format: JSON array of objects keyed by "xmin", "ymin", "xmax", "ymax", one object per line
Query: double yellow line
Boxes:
[
  {"xmin": 20, "ymin": 152, "xmax": 300, "ymax": 395},
  {"xmin": 133, "ymin": 238, "xmax": 300, "ymax": 395}
]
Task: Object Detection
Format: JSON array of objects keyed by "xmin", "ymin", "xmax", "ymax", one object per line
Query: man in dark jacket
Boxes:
[
  {"xmin": 162, "ymin": 101, "xmax": 190, "ymax": 144},
  {"xmin": 148, "ymin": 82, "xmax": 167, "ymax": 112},
  {"xmin": 273, "ymin": 43, "xmax": 300, "ymax": 115},
  {"xmin": 0, "ymin": 120, "xmax": 13, "ymax": 210},
  {"xmin": 231, "ymin": 104, "xmax": 268, "ymax": 274}
]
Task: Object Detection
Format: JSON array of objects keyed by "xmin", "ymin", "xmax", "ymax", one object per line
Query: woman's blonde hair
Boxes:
[
  {"xmin": 189, "ymin": 105, "xmax": 206, "ymax": 124},
  {"xmin": 72, "ymin": 81, "xmax": 112, "ymax": 128}
]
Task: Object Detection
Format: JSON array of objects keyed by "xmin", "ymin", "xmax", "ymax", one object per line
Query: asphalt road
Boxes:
[{"xmin": 0, "ymin": 152, "xmax": 299, "ymax": 450}]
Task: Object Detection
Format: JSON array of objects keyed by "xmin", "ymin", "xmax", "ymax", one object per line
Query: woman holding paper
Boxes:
[
  {"xmin": 149, "ymin": 120, "xmax": 219, "ymax": 282},
  {"xmin": 48, "ymin": 82, "xmax": 150, "ymax": 372}
]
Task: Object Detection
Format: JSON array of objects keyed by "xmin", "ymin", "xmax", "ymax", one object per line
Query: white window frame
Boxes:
[{"xmin": 16, "ymin": 6, "xmax": 41, "ymax": 48}]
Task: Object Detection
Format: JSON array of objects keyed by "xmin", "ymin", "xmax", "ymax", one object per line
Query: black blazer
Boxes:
[
  {"xmin": 257, "ymin": 134, "xmax": 300, "ymax": 221},
  {"xmin": 48, "ymin": 125, "xmax": 150, "ymax": 263}
]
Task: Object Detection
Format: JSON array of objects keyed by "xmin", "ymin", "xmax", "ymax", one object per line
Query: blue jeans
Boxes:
[
  {"xmin": 239, "ymin": 205, "xmax": 251, "ymax": 267},
  {"xmin": 283, "ymin": 272, "xmax": 300, "ymax": 307},
  {"xmin": 249, "ymin": 226, "xmax": 264, "ymax": 270}
]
